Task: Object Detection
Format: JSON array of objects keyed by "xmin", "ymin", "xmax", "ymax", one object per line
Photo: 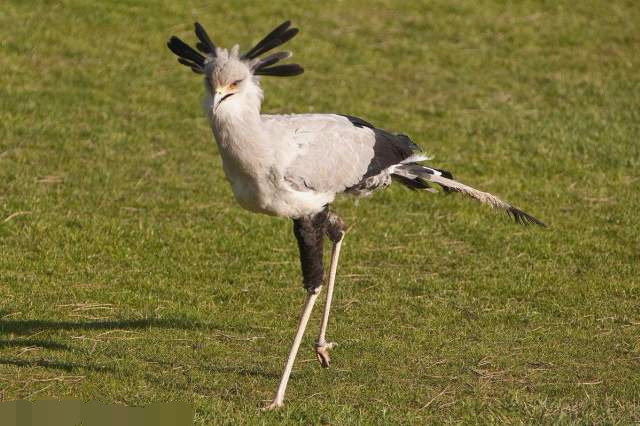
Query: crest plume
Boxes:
[
  {"xmin": 167, "ymin": 36, "xmax": 206, "ymax": 74},
  {"xmin": 194, "ymin": 22, "xmax": 217, "ymax": 55},
  {"xmin": 167, "ymin": 20, "xmax": 303, "ymax": 77}
]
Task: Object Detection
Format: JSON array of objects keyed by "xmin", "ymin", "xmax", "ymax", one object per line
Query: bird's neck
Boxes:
[
  {"xmin": 210, "ymin": 94, "xmax": 264, "ymax": 147},
  {"xmin": 206, "ymin": 84, "xmax": 274, "ymax": 176},
  {"xmin": 208, "ymin": 82, "xmax": 264, "ymax": 138}
]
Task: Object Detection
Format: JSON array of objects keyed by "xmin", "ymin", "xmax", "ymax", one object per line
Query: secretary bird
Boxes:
[{"xmin": 167, "ymin": 20, "xmax": 545, "ymax": 410}]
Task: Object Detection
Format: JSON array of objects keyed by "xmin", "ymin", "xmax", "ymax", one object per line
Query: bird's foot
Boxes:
[
  {"xmin": 315, "ymin": 340, "xmax": 337, "ymax": 368},
  {"xmin": 262, "ymin": 399, "xmax": 284, "ymax": 411}
]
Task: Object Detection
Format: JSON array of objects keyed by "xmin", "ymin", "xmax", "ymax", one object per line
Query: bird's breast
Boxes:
[
  {"xmin": 209, "ymin": 118, "xmax": 331, "ymax": 218},
  {"xmin": 221, "ymin": 163, "xmax": 332, "ymax": 218}
]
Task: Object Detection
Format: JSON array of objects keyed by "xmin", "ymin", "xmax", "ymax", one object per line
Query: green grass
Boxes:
[{"xmin": 1, "ymin": 0, "xmax": 639, "ymax": 423}]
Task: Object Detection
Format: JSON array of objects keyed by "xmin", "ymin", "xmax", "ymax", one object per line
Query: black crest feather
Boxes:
[
  {"xmin": 194, "ymin": 22, "xmax": 216, "ymax": 55},
  {"xmin": 254, "ymin": 64, "xmax": 304, "ymax": 77},
  {"xmin": 244, "ymin": 21, "xmax": 304, "ymax": 77},
  {"xmin": 168, "ymin": 21, "xmax": 303, "ymax": 78},
  {"xmin": 252, "ymin": 51, "xmax": 291, "ymax": 70},
  {"xmin": 242, "ymin": 21, "xmax": 295, "ymax": 60},
  {"xmin": 177, "ymin": 58, "xmax": 204, "ymax": 74},
  {"xmin": 245, "ymin": 28, "xmax": 299, "ymax": 60},
  {"xmin": 167, "ymin": 36, "xmax": 205, "ymax": 73}
]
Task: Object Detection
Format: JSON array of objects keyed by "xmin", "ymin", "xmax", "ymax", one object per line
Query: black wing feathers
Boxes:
[
  {"xmin": 435, "ymin": 168, "xmax": 453, "ymax": 179},
  {"xmin": 365, "ymin": 131, "xmax": 416, "ymax": 179},
  {"xmin": 340, "ymin": 115, "xmax": 375, "ymax": 129},
  {"xmin": 340, "ymin": 115, "xmax": 420, "ymax": 179},
  {"xmin": 391, "ymin": 174, "xmax": 432, "ymax": 190}
]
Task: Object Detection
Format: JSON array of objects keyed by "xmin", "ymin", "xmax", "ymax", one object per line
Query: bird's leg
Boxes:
[
  {"xmin": 263, "ymin": 211, "xmax": 326, "ymax": 410},
  {"xmin": 264, "ymin": 287, "xmax": 322, "ymax": 410},
  {"xmin": 314, "ymin": 239, "xmax": 342, "ymax": 367},
  {"xmin": 315, "ymin": 212, "xmax": 345, "ymax": 368}
]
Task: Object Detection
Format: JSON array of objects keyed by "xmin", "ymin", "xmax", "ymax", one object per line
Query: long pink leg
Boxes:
[
  {"xmin": 315, "ymin": 234, "xmax": 344, "ymax": 367},
  {"xmin": 263, "ymin": 286, "xmax": 322, "ymax": 410}
]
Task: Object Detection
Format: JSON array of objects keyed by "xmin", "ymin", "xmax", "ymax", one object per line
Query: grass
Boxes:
[{"xmin": 1, "ymin": 0, "xmax": 639, "ymax": 423}]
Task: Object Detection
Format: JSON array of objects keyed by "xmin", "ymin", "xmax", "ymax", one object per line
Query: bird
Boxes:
[{"xmin": 167, "ymin": 20, "xmax": 545, "ymax": 410}]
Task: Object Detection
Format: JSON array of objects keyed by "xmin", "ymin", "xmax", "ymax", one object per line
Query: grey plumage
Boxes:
[
  {"xmin": 166, "ymin": 21, "xmax": 546, "ymax": 225},
  {"xmin": 166, "ymin": 20, "xmax": 546, "ymax": 410},
  {"xmin": 267, "ymin": 114, "xmax": 377, "ymax": 195}
]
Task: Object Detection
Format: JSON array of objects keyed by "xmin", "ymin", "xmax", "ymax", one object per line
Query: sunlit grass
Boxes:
[{"xmin": 1, "ymin": 0, "xmax": 639, "ymax": 423}]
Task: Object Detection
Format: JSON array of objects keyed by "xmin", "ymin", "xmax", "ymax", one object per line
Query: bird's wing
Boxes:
[{"xmin": 264, "ymin": 114, "xmax": 422, "ymax": 194}]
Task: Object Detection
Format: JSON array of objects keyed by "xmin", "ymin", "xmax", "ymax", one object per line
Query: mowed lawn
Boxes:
[{"xmin": 1, "ymin": 0, "xmax": 639, "ymax": 423}]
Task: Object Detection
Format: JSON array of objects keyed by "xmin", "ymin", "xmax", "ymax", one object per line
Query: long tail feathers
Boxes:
[{"xmin": 394, "ymin": 164, "xmax": 546, "ymax": 227}]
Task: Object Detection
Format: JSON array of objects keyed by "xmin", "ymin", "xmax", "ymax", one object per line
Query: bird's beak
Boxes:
[
  {"xmin": 212, "ymin": 89, "xmax": 224, "ymax": 112},
  {"xmin": 213, "ymin": 85, "xmax": 230, "ymax": 112}
]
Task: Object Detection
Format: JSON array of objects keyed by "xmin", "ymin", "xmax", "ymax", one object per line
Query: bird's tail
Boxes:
[{"xmin": 391, "ymin": 161, "xmax": 546, "ymax": 227}]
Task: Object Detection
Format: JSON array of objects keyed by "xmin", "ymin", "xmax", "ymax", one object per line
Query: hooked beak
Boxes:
[{"xmin": 213, "ymin": 86, "xmax": 234, "ymax": 111}]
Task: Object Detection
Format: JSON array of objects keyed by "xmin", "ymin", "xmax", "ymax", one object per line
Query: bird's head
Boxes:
[{"xmin": 167, "ymin": 21, "xmax": 303, "ymax": 115}]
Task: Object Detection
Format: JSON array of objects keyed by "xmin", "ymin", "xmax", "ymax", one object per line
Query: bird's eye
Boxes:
[{"xmin": 229, "ymin": 79, "xmax": 243, "ymax": 90}]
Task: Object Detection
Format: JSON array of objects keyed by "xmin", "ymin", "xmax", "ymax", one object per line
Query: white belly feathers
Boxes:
[{"xmin": 222, "ymin": 160, "xmax": 333, "ymax": 218}]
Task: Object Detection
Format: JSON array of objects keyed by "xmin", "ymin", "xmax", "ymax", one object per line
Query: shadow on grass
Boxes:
[
  {"xmin": 142, "ymin": 358, "xmax": 280, "ymax": 380},
  {"xmin": 143, "ymin": 367, "xmax": 278, "ymax": 395},
  {"xmin": 0, "ymin": 357, "xmax": 116, "ymax": 373},
  {"xmin": 0, "ymin": 338, "xmax": 71, "ymax": 350},
  {"xmin": 0, "ymin": 317, "xmax": 224, "ymax": 376},
  {"xmin": 0, "ymin": 316, "xmax": 272, "ymax": 380},
  {"xmin": 0, "ymin": 317, "xmax": 215, "ymax": 335},
  {"xmin": 203, "ymin": 365, "xmax": 280, "ymax": 379}
]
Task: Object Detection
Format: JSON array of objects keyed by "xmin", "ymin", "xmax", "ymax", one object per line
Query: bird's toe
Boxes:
[
  {"xmin": 262, "ymin": 400, "xmax": 284, "ymax": 411},
  {"xmin": 315, "ymin": 341, "xmax": 337, "ymax": 368}
]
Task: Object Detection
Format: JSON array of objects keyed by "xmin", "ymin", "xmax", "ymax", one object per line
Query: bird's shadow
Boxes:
[
  {"xmin": 0, "ymin": 316, "xmax": 217, "ymax": 375},
  {"xmin": 144, "ymin": 357, "xmax": 280, "ymax": 380},
  {"xmin": 0, "ymin": 338, "xmax": 70, "ymax": 351},
  {"xmin": 0, "ymin": 317, "xmax": 204, "ymax": 335},
  {"xmin": 0, "ymin": 357, "xmax": 115, "ymax": 373},
  {"xmin": 0, "ymin": 316, "xmax": 274, "ymax": 380},
  {"xmin": 139, "ymin": 358, "xmax": 281, "ymax": 396}
]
